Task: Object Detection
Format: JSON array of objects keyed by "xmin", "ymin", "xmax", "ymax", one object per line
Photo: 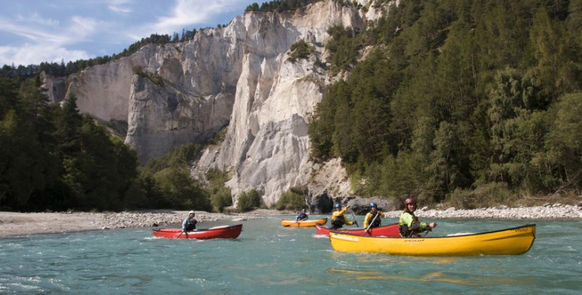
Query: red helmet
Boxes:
[{"xmin": 404, "ymin": 198, "xmax": 416, "ymax": 205}]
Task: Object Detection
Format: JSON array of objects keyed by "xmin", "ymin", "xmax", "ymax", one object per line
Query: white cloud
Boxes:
[
  {"xmin": 0, "ymin": 44, "xmax": 91, "ymax": 66},
  {"xmin": 107, "ymin": 0, "xmax": 133, "ymax": 14},
  {"xmin": 69, "ymin": 16, "xmax": 100, "ymax": 39},
  {"xmin": 0, "ymin": 18, "xmax": 70, "ymax": 44},
  {"xmin": 0, "ymin": 14, "xmax": 105, "ymax": 46},
  {"xmin": 150, "ymin": 0, "xmax": 245, "ymax": 34},
  {"xmin": 0, "ymin": 13, "xmax": 105, "ymax": 66},
  {"xmin": 16, "ymin": 13, "xmax": 60, "ymax": 27}
]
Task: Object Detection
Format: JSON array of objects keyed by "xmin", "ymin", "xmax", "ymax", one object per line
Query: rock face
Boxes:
[
  {"xmin": 126, "ymin": 74, "xmax": 233, "ymax": 161},
  {"xmin": 62, "ymin": 33, "xmax": 242, "ymax": 161},
  {"xmin": 195, "ymin": 1, "xmax": 372, "ymax": 206},
  {"xmin": 44, "ymin": 0, "xmax": 391, "ymax": 204},
  {"xmin": 40, "ymin": 72, "xmax": 67, "ymax": 103}
]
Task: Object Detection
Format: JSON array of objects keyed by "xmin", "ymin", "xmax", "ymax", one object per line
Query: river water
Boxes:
[{"xmin": 0, "ymin": 216, "xmax": 581, "ymax": 294}]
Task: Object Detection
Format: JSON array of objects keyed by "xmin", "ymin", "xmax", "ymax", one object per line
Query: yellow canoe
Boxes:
[
  {"xmin": 281, "ymin": 218, "xmax": 327, "ymax": 227},
  {"xmin": 329, "ymin": 224, "xmax": 536, "ymax": 256}
]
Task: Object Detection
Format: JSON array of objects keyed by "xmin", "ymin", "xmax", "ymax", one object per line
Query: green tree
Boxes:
[
  {"xmin": 154, "ymin": 168, "xmax": 212, "ymax": 210},
  {"xmin": 237, "ymin": 189, "xmax": 261, "ymax": 212},
  {"xmin": 326, "ymin": 26, "xmax": 362, "ymax": 74},
  {"xmin": 426, "ymin": 122, "xmax": 471, "ymax": 201},
  {"xmin": 0, "ymin": 111, "xmax": 53, "ymax": 209},
  {"xmin": 530, "ymin": 8, "xmax": 577, "ymax": 102},
  {"xmin": 0, "ymin": 78, "xmax": 19, "ymax": 118},
  {"xmin": 308, "ymin": 80, "xmax": 345, "ymax": 161},
  {"xmin": 206, "ymin": 168, "xmax": 232, "ymax": 212},
  {"xmin": 275, "ymin": 190, "xmax": 305, "ymax": 211},
  {"xmin": 541, "ymin": 92, "xmax": 582, "ymax": 191}
]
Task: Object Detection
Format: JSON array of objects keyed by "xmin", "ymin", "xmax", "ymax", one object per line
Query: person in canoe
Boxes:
[
  {"xmin": 331, "ymin": 203, "xmax": 356, "ymax": 229},
  {"xmin": 182, "ymin": 211, "xmax": 198, "ymax": 232},
  {"xmin": 398, "ymin": 198, "xmax": 436, "ymax": 237},
  {"xmin": 363, "ymin": 203, "xmax": 385, "ymax": 229},
  {"xmin": 295, "ymin": 208, "xmax": 309, "ymax": 222}
]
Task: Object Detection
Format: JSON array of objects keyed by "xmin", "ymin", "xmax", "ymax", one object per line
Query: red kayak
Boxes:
[
  {"xmin": 152, "ymin": 224, "xmax": 243, "ymax": 239},
  {"xmin": 315, "ymin": 223, "xmax": 400, "ymax": 237}
]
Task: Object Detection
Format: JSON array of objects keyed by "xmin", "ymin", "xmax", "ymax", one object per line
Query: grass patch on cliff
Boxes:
[
  {"xmin": 133, "ymin": 66, "xmax": 164, "ymax": 86},
  {"xmin": 206, "ymin": 126, "xmax": 228, "ymax": 146},
  {"xmin": 287, "ymin": 40, "xmax": 316, "ymax": 63}
]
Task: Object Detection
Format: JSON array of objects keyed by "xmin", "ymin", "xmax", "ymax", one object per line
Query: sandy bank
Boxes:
[{"xmin": 0, "ymin": 209, "xmax": 285, "ymax": 238}]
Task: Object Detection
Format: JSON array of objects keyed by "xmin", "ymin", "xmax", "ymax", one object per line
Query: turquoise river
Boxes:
[{"xmin": 1, "ymin": 216, "xmax": 581, "ymax": 294}]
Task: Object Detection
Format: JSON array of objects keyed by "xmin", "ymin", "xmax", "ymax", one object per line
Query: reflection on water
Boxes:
[
  {"xmin": 327, "ymin": 268, "xmax": 482, "ymax": 285},
  {"xmin": 327, "ymin": 267, "xmax": 538, "ymax": 287}
]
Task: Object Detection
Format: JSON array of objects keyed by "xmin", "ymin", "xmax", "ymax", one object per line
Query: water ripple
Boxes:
[{"xmin": 0, "ymin": 219, "xmax": 580, "ymax": 294}]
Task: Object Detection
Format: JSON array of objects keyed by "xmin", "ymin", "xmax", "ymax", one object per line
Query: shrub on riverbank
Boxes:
[
  {"xmin": 275, "ymin": 190, "xmax": 306, "ymax": 211},
  {"xmin": 207, "ymin": 168, "xmax": 232, "ymax": 213},
  {"xmin": 237, "ymin": 189, "xmax": 261, "ymax": 212},
  {"xmin": 446, "ymin": 183, "xmax": 514, "ymax": 209}
]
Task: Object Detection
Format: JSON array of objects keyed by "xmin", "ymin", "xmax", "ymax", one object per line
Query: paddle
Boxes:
[
  {"xmin": 350, "ymin": 212, "xmax": 359, "ymax": 228},
  {"xmin": 363, "ymin": 213, "xmax": 380, "ymax": 236},
  {"xmin": 423, "ymin": 227, "xmax": 431, "ymax": 237},
  {"xmin": 423, "ymin": 222, "xmax": 437, "ymax": 237}
]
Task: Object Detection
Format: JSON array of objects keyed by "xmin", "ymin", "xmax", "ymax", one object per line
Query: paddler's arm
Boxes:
[
  {"xmin": 363, "ymin": 212, "xmax": 373, "ymax": 228},
  {"xmin": 332, "ymin": 207, "xmax": 348, "ymax": 219},
  {"xmin": 181, "ymin": 217, "xmax": 188, "ymax": 231}
]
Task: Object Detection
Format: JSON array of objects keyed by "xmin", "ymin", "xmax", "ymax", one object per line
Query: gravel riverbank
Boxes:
[
  {"xmin": 1, "ymin": 203, "xmax": 580, "ymax": 238},
  {"xmin": 383, "ymin": 203, "xmax": 582, "ymax": 220},
  {"xmin": 0, "ymin": 210, "xmax": 277, "ymax": 238}
]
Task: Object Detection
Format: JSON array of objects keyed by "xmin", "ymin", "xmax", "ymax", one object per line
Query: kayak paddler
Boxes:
[
  {"xmin": 182, "ymin": 210, "xmax": 198, "ymax": 232},
  {"xmin": 398, "ymin": 197, "xmax": 436, "ymax": 237},
  {"xmin": 295, "ymin": 208, "xmax": 308, "ymax": 222},
  {"xmin": 331, "ymin": 203, "xmax": 356, "ymax": 229}
]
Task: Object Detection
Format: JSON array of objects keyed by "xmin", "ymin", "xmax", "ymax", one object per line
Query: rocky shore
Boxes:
[
  {"xmin": 1, "ymin": 203, "xmax": 581, "ymax": 238},
  {"xmin": 384, "ymin": 203, "xmax": 582, "ymax": 220}
]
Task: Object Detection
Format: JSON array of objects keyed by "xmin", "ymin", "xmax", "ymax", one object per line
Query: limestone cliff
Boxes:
[
  {"xmin": 44, "ymin": 0, "xmax": 390, "ymax": 209},
  {"xmin": 195, "ymin": 0, "xmax": 374, "ymax": 207}
]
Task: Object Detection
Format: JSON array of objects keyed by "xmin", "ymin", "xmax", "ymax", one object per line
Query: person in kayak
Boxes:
[
  {"xmin": 399, "ymin": 198, "xmax": 436, "ymax": 237},
  {"xmin": 295, "ymin": 208, "xmax": 309, "ymax": 222},
  {"xmin": 363, "ymin": 203, "xmax": 385, "ymax": 229},
  {"xmin": 182, "ymin": 211, "xmax": 198, "ymax": 232},
  {"xmin": 331, "ymin": 203, "xmax": 356, "ymax": 229}
]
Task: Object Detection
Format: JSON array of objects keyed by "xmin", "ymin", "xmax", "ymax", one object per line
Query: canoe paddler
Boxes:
[
  {"xmin": 182, "ymin": 210, "xmax": 198, "ymax": 232},
  {"xmin": 398, "ymin": 198, "xmax": 436, "ymax": 237},
  {"xmin": 363, "ymin": 203, "xmax": 385, "ymax": 229},
  {"xmin": 331, "ymin": 203, "xmax": 356, "ymax": 229}
]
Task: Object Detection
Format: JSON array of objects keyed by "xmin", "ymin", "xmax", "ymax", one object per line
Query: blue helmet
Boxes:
[
  {"xmin": 334, "ymin": 203, "xmax": 342, "ymax": 209},
  {"xmin": 370, "ymin": 203, "xmax": 377, "ymax": 208}
]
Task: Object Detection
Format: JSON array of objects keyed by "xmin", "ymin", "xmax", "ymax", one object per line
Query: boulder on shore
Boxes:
[{"xmin": 345, "ymin": 197, "xmax": 395, "ymax": 215}]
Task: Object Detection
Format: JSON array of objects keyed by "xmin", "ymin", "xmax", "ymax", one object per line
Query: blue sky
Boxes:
[{"xmin": 0, "ymin": 0, "xmax": 268, "ymax": 66}]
